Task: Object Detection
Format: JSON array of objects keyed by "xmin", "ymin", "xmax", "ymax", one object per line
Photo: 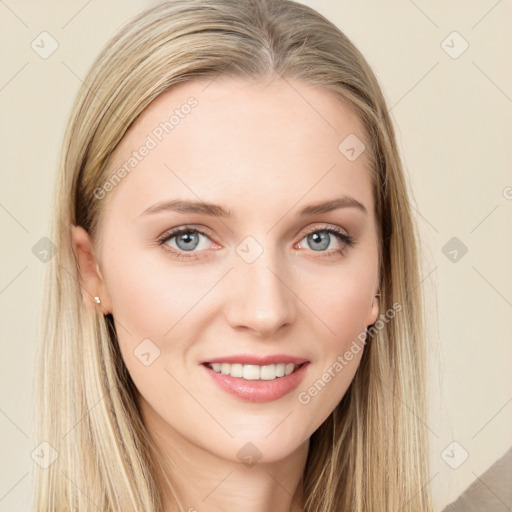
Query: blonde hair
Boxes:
[{"xmin": 32, "ymin": 0, "xmax": 434, "ymax": 510}]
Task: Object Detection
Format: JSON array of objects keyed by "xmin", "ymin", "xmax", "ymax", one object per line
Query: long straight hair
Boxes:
[{"xmin": 32, "ymin": 0, "xmax": 434, "ymax": 510}]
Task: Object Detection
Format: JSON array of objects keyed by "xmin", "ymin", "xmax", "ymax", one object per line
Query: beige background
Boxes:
[{"xmin": 1, "ymin": 1, "xmax": 511, "ymax": 510}]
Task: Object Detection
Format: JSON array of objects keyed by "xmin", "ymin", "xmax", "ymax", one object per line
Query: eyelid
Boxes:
[
  {"xmin": 156, "ymin": 224, "xmax": 215, "ymax": 243},
  {"xmin": 300, "ymin": 223, "xmax": 350, "ymax": 238}
]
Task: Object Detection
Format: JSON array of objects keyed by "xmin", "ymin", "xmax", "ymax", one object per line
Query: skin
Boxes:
[{"xmin": 71, "ymin": 76, "xmax": 380, "ymax": 512}]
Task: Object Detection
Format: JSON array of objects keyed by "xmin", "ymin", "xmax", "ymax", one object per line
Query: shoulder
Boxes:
[{"xmin": 442, "ymin": 447, "xmax": 512, "ymax": 512}]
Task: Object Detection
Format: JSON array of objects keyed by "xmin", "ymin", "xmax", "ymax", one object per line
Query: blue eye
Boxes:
[
  {"xmin": 157, "ymin": 225, "xmax": 355, "ymax": 261},
  {"xmin": 297, "ymin": 227, "xmax": 355, "ymax": 258},
  {"xmin": 172, "ymin": 230, "xmax": 201, "ymax": 251},
  {"xmin": 299, "ymin": 229, "xmax": 349, "ymax": 252},
  {"xmin": 159, "ymin": 228, "xmax": 211, "ymax": 254}
]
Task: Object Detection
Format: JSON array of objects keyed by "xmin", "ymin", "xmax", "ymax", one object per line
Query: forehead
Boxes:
[{"xmin": 102, "ymin": 76, "xmax": 374, "ymax": 222}]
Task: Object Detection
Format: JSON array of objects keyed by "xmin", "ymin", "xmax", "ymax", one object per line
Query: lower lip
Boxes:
[{"xmin": 201, "ymin": 363, "xmax": 310, "ymax": 403}]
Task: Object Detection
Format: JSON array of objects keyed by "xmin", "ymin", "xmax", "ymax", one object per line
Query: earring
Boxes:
[{"xmin": 94, "ymin": 296, "xmax": 101, "ymax": 304}]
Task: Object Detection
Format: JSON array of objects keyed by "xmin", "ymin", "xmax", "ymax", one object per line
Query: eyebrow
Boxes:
[{"xmin": 138, "ymin": 196, "xmax": 368, "ymax": 218}]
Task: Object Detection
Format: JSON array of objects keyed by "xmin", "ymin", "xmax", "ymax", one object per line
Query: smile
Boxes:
[
  {"xmin": 205, "ymin": 362, "xmax": 300, "ymax": 380},
  {"xmin": 201, "ymin": 361, "xmax": 310, "ymax": 403}
]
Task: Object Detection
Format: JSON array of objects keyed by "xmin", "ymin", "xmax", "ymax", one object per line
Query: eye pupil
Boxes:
[
  {"xmin": 307, "ymin": 231, "xmax": 330, "ymax": 251},
  {"xmin": 176, "ymin": 231, "xmax": 199, "ymax": 251}
]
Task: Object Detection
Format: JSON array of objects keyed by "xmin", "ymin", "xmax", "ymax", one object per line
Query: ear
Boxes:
[
  {"xmin": 70, "ymin": 224, "xmax": 112, "ymax": 315},
  {"xmin": 366, "ymin": 291, "xmax": 380, "ymax": 327}
]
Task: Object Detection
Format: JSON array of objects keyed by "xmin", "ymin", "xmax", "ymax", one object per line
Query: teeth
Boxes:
[{"xmin": 209, "ymin": 362, "xmax": 298, "ymax": 380}]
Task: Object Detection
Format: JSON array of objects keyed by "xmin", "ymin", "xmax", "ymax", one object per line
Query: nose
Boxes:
[{"xmin": 223, "ymin": 250, "xmax": 296, "ymax": 338}]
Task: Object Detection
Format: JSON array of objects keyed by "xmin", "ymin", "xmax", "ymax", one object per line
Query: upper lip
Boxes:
[{"xmin": 202, "ymin": 354, "xmax": 309, "ymax": 365}]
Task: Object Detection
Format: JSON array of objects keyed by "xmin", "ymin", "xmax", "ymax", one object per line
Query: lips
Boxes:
[{"xmin": 202, "ymin": 361, "xmax": 310, "ymax": 402}]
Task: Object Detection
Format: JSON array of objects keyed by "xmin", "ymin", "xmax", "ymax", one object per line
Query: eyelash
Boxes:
[{"xmin": 156, "ymin": 224, "xmax": 355, "ymax": 261}]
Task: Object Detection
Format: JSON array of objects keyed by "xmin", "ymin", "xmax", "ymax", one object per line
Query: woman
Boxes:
[{"xmin": 32, "ymin": 0, "xmax": 434, "ymax": 510}]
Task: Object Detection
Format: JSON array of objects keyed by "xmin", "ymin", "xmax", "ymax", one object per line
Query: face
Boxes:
[{"xmin": 72, "ymin": 76, "xmax": 380, "ymax": 465}]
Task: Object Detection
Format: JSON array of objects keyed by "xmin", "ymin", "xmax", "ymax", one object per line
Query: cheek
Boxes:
[
  {"xmin": 293, "ymin": 252, "xmax": 376, "ymax": 406},
  {"xmin": 295, "ymin": 274, "xmax": 371, "ymax": 427},
  {"xmin": 105, "ymin": 249, "xmax": 203, "ymax": 332},
  {"xmin": 319, "ymin": 287, "xmax": 370, "ymax": 333},
  {"xmin": 298, "ymin": 259, "xmax": 377, "ymax": 342},
  {"xmin": 104, "ymin": 255, "xmax": 203, "ymax": 413},
  {"xmin": 102, "ymin": 250, "xmax": 208, "ymax": 378}
]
